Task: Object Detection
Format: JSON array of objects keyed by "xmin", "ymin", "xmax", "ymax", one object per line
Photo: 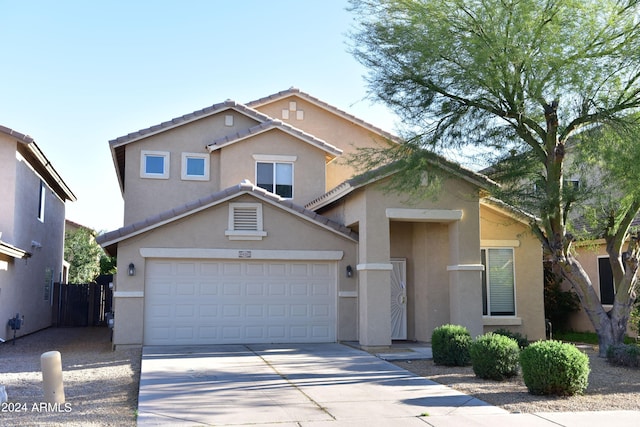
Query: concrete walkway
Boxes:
[{"xmin": 137, "ymin": 343, "xmax": 640, "ymax": 426}]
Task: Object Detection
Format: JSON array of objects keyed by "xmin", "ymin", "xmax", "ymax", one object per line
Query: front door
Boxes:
[{"xmin": 390, "ymin": 259, "xmax": 407, "ymax": 340}]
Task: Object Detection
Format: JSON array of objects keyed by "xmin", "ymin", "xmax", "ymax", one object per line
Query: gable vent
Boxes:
[{"xmin": 233, "ymin": 207, "xmax": 259, "ymax": 230}]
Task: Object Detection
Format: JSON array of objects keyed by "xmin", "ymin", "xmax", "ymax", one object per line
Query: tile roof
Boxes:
[
  {"xmin": 247, "ymin": 87, "xmax": 401, "ymax": 143},
  {"xmin": 0, "ymin": 125, "xmax": 76, "ymax": 202},
  {"xmin": 306, "ymin": 156, "xmax": 499, "ymax": 211},
  {"xmin": 96, "ymin": 180, "xmax": 358, "ymax": 255},
  {"xmin": 0, "ymin": 125, "xmax": 34, "ymax": 143},
  {"xmin": 109, "ymin": 100, "xmax": 272, "ymax": 147},
  {"xmin": 207, "ymin": 119, "xmax": 343, "ymax": 157}
]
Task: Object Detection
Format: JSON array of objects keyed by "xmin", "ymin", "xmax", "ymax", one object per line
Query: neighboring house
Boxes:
[
  {"xmin": 566, "ymin": 229, "xmax": 640, "ymax": 337},
  {"xmin": 97, "ymin": 88, "xmax": 545, "ymax": 348},
  {"xmin": 0, "ymin": 125, "xmax": 76, "ymax": 341}
]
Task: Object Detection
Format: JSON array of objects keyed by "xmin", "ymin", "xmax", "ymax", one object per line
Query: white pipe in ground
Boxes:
[{"xmin": 41, "ymin": 351, "xmax": 65, "ymax": 404}]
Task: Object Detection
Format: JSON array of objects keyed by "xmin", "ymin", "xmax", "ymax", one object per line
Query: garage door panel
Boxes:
[{"xmin": 144, "ymin": 259, "xmax": 336, "ymax": 345}]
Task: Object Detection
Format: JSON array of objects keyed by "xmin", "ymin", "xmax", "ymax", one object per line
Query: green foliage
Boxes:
[
  {"xmin": 349, "ymin": 0, "xmax": 640, "ymax": 352},
  {"xmin": 493, "ymin": 328, "xmax": 529, "ymax": 349},
  {"xmin": 470, "ymin": 333, "xmax": 520, "ymax": 380},
  {"xmin": 630, "ymin": 303, "xmax": 640, "ymax": 338},
  {"xmin": 64, "ymin": 227, "xmax": 102, "ymax": 283},
  {"xmin": 607, "ymin": 344, "xmax": 640, "ymax": 368},
  {"xmin": 520, "ymin": 341, "xmax": 590, "ymax": 396},
  {"xmin": 553, "ymin": 330, "xmax": 637, "ymax": 345},
  {"xmin": 100, "ymin": 254, "xmax": 117, "ymax": 275},
  {"xmin": 431, "ymin": 324, "xmax": 472, "ymax": 366},
  {"xmin": 543, "ymin": 262, "xmax": 581, "ymax": 332}
]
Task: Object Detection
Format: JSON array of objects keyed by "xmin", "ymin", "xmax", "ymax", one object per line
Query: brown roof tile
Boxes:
[
  {"xmin": 206, "ymin": 119, "xmax": 342, "ymax": 157},
  {"xmin": 96, "ymin": 180, "xmax": 358, "ymax": 251}
]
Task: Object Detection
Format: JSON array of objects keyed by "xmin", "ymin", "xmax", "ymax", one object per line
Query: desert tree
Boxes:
[{"xmin": 349, "ymin": 0, "xmax": 640, "ymax": 354}]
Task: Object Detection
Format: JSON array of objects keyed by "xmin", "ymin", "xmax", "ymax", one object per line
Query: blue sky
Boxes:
[{"xmin": 1, "ymin": 1, "xmax": 399, "ymax": 232}]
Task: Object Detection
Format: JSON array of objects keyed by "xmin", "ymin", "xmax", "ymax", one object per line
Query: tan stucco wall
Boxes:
[
  {"xmin": 218, "ymin": 129, "xmax": 327, "ymax": 205},
  {"xmin": 252, "ymin": 95, "xmax": 393, "ymax": 190},
  {"xmin": 0, "ymin": 140, "xmax": 67, "ymax": 340},
  {"xmin": 112, "ymin": 193, "xmax": 358, "ymax": 347},
  {"xmin": 570, "ymin": 242, "xmax": 618, "ymax": 334},
  {"xmin": 123, "ymin": 111, "xmax": 259, "ymax": 224},
  {"xmin": 390, "ymin": 221, "xmax": 451, "ymax": 341},
  {"xmin": 321, "ymin": 174, "xmax": 485, "ymax": 345},
  {"xmin": 480, "ymin": 203, "xmax": 546, "ymax": 341}
]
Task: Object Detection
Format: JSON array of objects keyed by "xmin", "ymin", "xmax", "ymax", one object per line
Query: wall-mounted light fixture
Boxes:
[
  {"xmin": 346, "ymin": 265, "xmax": 353, "ymax": 278},
  {"xmin": 128, "ymin": 263, "xmax": 136, "ymax": 276}
]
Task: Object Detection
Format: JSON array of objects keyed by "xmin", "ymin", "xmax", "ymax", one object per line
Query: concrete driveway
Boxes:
[{"xmin": 136, "ymin": 343, "xmax": 506, "ymax": 426}]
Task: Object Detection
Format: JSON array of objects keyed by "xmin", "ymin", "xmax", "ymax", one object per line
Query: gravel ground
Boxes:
[
  {"xmin": 1, "ymin": 329, "xmax": 639, "ymax": 426},
  {"xmin": 0, "ymin": 327, "xmax": 140, "ymax": 427},
  {"xmin": 394, "ymin": 344, "xmax": 640, "ymax": 413}
]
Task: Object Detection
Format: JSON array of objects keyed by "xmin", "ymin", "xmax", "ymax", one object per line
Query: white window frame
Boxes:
[
  {"xmin": 181, "ymin": 152, "xmax": 210, "ymax": 181},
  {"xmin": 140, "ymin": 150, "xmax": 170, "ymax": 179},
  {"xmin": 481, "ymin": 247, "xmax": 517, "ymax": 317},
  {"xmin": 38, "ymin": 180, "xmax": 46, "ymax": 222},
  {"xmin": 253, "ymin": 154, "xmax": 296, "ymax": 199},
  {"xmin": 225, "ymin": 202, "xmax": 267, "ymax": 241}
]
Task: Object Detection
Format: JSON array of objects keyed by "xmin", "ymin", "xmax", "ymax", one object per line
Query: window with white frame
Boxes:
[
  {"xmin": 225, "ymin": 202, "xmax": 267, "ymax": 240},
  {"xmin": 481, "ymin": 248, "xmax": 516, "ymax": 316},
  {"xmin": 256, "ymin": 160, "xmax": 293, "ymax": 198},
  {"xmin": 181, "ymin": 153, "xmax": 209, "ymax": 181},
  {"xmin": 37, "ymin": 180, "xmax": 46, "ymax": 222},
  {"xmin": 141, "ymin": 150, "xmax": 170, "ymax": 179}
]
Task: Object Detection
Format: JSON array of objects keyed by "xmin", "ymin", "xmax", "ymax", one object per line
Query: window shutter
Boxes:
[{"xmin": 233, "ymin": 206, "xmax": 258, "ymax": 231}]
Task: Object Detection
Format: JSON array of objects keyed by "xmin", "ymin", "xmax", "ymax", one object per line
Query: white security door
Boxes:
[
  {"xmin": 144, "ymin": 259, "xmax": 336, "ymax": 345},
  {"xmin": 390, "ymin": 259, "xmax": 407, "ymax": 340}
]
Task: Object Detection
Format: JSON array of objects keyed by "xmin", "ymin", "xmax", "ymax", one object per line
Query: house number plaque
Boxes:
[{"xmin": 238, "ymin": 250, "xmax": 252, "ymax": 258}]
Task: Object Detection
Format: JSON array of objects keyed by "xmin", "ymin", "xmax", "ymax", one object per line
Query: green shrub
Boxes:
[
  {"xmin": 520, "ymin": 340, "xmax": 590, "ymax": 396},
  {"xmin": 431, "ymin": 324, "xmax": 472, "ymax": 366},
  {"xmin": 470, "ymin": 333, "xmax": 520, "ymax": 380},
  {"xmin": 607, "ymin": 344, "xmax": 640, "ymax": 368},
  {"xmin": 493, "ymin": 328, "xmax": 529, "ymax": 349}
]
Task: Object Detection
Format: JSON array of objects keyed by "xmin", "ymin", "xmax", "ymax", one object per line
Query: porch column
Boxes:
[
  {"xmin": 447, "ymin": 221, "xmax": 484, "ymax": 338},
  {"xmin": 356, "ymin": 264, "xmax": 392, "ymax": 347},
  {"xmin": 357, "ymin": 208, "xmax": 392, "ymax": 347}
]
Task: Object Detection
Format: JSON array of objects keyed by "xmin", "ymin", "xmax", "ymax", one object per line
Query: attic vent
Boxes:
[
  {"xmin": 233, "ymin": 207, "xmax": 258, "ymax": 230},
  {"xmin": 226, "ymin": 202, "xmax": 267, "ymax": 241}
]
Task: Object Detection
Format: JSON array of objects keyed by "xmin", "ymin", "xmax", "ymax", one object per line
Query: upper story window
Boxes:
[
  {"xmin": 181, "ymin": 153, "xmax": 209, "ymax": 181},
  {"xmin": 253, "ymin": 155, "xmax": 296, "ymax": 199},
  {"xmin": 481, "ymin": 248, "xmax": 516, "ymax": 316},
  {"xmin": 38, "ymin": 180, "xmax": 46, "ymax": 222},
  {"xmin": 141, "ymin": 150, "xmax": 170, "ymax": 179}
]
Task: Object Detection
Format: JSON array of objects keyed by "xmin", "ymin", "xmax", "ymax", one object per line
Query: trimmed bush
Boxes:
[
  {"xmin": 493, "ymin": 328, "xmax": 529, "ymax": 349},
  {"xmin": 470, "ymin": 333, "xmax": 520, "ymax": 380},
  {"xmin": 431, "ymin": 324, "xmax": 472, "ymax": 366},
  {"xmin": 520, "ymin": 340, "xmax": 590, "ymax": 396},
  {"xmin": 607, "ymin": 344, "xmax": 640, "ymax": 368}
]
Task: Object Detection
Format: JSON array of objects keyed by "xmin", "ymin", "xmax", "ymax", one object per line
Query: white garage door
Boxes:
[{"xmin": 144, "ymin": 259, "xmax": 337, "ymax": 345}]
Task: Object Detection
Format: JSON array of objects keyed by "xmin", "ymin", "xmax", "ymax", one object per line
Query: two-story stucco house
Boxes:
[
  {"xmin": 0, "ymin": 125, "xmax": 76, "ymax": 341},
  {"xmin": 97, "ymin": 88, "xmax": 545, "ymax": 348}
]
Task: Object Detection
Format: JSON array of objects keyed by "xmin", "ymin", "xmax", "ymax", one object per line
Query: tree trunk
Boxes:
[{"xmin": 560, "ymin": 254, "xmax": 629, "ymax": 356}]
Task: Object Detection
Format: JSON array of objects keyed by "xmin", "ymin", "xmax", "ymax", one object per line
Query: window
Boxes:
[
  {"xmin": 141, "ymin": 150, "xmax": 170, "ymax": 179},
  {"xmin": 38, "ymin": 180, "xmax": 46, "ymax": 222},
  {"xmin": 256, "ymin": 162, "xmax": 293, "ymax": 198},
  {"xmin": 481, "ymin": 248, "xmax": 516, "ymax": 316},
  {"xmin": 181, "ymin": 153, "xmax": 209, "ymax": 181},
  {"xmin": 598, "ymin": 256, "xmax": 615, "ymax": 305},
  {"xmin": 225, "ymin": 203, "xmax": 267, "ymax": 240}
]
